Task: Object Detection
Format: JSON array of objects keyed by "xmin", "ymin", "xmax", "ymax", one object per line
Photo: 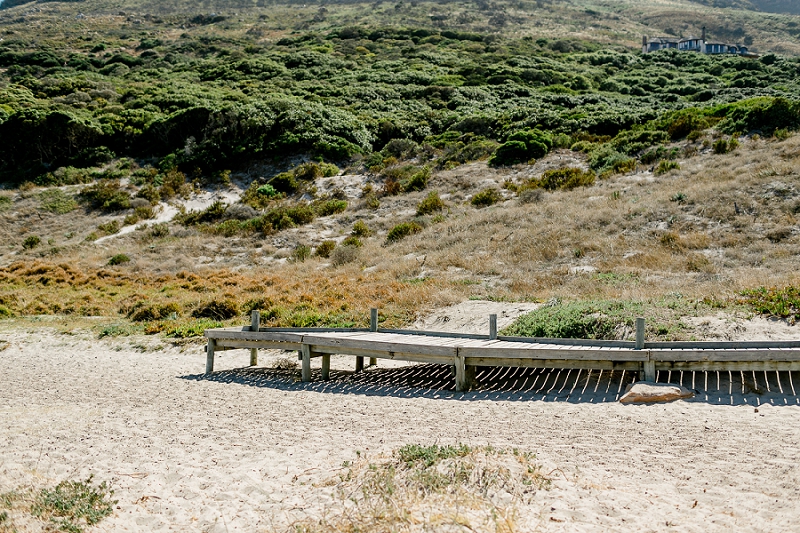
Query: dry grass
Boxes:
[
  {"xmin": 1, "ymin": 135, "xmax": 799, "ymax": 334},
  {"xmin": 286, "ymin": 445, "xmax": 549, "ymax": 533}
]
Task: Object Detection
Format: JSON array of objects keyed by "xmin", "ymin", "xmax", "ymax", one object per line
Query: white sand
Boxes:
[{"xmin": 2, "ymin": 310, "xmax": 800, "ymax": 532}]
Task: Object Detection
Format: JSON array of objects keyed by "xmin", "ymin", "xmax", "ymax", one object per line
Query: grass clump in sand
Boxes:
[
  {"xmin": 291, "ymin": 445, "xmax": 549, "ymax": 533},
  {"xmin": 1, "ymin": 476, "xmax": 116, "ymax": 533}
]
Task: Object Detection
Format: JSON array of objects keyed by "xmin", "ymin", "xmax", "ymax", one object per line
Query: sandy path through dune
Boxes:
[{"xmin": 1, "ymin": 322, "xmax": 800, "ymax": 532}]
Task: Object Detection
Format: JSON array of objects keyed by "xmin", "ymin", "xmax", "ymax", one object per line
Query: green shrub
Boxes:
[
  {"xmin": 402, "ymin": 166, "xmax": 430, "ymax": 192},
  {"xmin": 387, "ymin": 221, "xmax": 422, "ymax": 243},
  {"xmin": 31, "ymin": 476, "xmax": 116, "ymax": 533},
  {"xmin": 416, "ymin": 191, "xmax": 446, "ymax": 215},
  {"xmin": 257, "ymin": 184, "xmax": 278, "ymax": 198},
  {"xmin": 740, "ymin": 286, "xmax": 800, "ymax": 322},
  {"xmin": 0, "ymin": 196, "xmax": 11, "ymax": 213},
  {"xmin": 341, "ymin": 235, "xmax": 363, "ymax": 247},
  {"xmin": 655, "ymin": 160, "xmax": 681, "ymax": 175},
  {"xmin": 270, "ymin": 172, "xmax": 298, "ymax": 194},
  {"xmin": 108, "ymin": 253, "xmax": 130, "ymax": 265},
  {"xmin": 712, "ymin": 138, "xmax": 738, "ymax": 154},
  {"xmin": 470, "ymin": 188, "xmax": 502, "ymax": 207},
  {"xmin": 314, "ymin": 199, "xmax": 347, "ymax": 216},
  {"xmin": 22, "ymin": 235, "xmax": 41, "ymax": 249},
  {"xmin": 291, "ymin": 244, "xmax": 312, "ymax": 262},
  {"xmin": 502, "ymin": 300, "xmax": 644, "ymax": 339},
  {"xmin": 192, "ymin": 299, "xmax": 240, "ymax": 320},
  {"xmin": 351, "ymin": 220, "xmax": 372, "ymax": 237},
  {"xmin": 80, "ymin": 180, "xmax": 131, "ymax": 211},
  {"xmin": 536, "ymin": 167, "xmax": 595, "ymax": 191},
  {"xmin": 38, "ymin": 189, "xmax": 78, "ymax": 214},
  {"xmin": 97, "ymin": 220, "xmax": 120, "ymax": 235},
  {"xmin": 180, "ymin": 201, "xmax": 228, "ymax": 225},
  {"xmin": 315, "ymin": 240, "xmax": 336, "ymax": 258},
  {"xmin": 128, "ymin": 302, "xmax": 182, "ymax": 321},
  {"xmin": 149, "ymin": 223, "xmax": 169, "ymax": 238}
]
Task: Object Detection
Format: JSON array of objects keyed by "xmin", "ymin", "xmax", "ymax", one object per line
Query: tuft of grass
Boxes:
[
  {"xmin": 290, "ymin": 445, "xmax": 548, "ymax": 533},
  {"xmin": 0, "ymin": 196, "xmax": 12, "ymax": 213}
]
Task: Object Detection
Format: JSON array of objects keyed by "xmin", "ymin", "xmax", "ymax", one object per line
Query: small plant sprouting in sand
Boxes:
[
  {"xmin": 1, "ymin": 476, "xmax": 117, "ymax": 533},
  {"xmin": 289, "ymin": 445, "xmax": 549, "ymax": 533}
]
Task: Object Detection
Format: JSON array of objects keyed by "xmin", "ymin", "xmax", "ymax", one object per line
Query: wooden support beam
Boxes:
[
  {"xmin": 206, "ymin": 338, "xmax": 216, "ymax": 374},
  {"xmin": 321, "ymin": 354, "xmax": 331, "ymax": 380},
  {"xmin": 355, "ymin": 356, "xmax": 364, "ymax": 373},
  {"xmin": 301, "ymin": 345, "xmax": 312, "ymax": 382},
  {"xmin": 489, "ymin": 314, "xmax": 497, "ymax": 340},
  {"xmin": 455, "ymin": 353, "xmax": 468, "ymax": 392},
  {"xmin": 249, "ymin": 310, "xmax": 260, "ymax": 366},
  {"xmin": 643, "ymin": 360, "xmax": 656, "ymax": 382}
]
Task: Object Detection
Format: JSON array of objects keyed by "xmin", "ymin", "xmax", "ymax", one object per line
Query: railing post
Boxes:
[
  {"xmin": 250, "ymin": 310, "xmax": 260, "ymax": 366},
  {"xmin": 635, "ymin": 318, "xmax": 645, "ymax": 350},
  {"xmin": 206, "ymin": 338, "xmax": 215, "ymax": 374},
  {"xmin": 635, "ymin": 317, "xmax": 655, "ymax": 381},
  {"xmin": 489, "ymin": 314, "xmax": 497, "ymax": 340},
  {"xmin": 369, "ymin": 308, "xmax": 378, "ymax": 366}
]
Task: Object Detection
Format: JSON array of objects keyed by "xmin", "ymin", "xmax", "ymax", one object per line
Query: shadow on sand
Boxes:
[{"xmin": 181, "ymin": 363, "xmax": 800, "ymax": 406}]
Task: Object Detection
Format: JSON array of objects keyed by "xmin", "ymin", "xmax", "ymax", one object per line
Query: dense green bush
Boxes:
[{"xmin": 488, "ymin": 129, "xmax": 552, "ymax": 166}]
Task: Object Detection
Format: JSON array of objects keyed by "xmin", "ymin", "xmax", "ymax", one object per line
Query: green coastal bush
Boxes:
[{"xmin": 386, "ymin": 221, "xmax": 422, "ymax": 243}]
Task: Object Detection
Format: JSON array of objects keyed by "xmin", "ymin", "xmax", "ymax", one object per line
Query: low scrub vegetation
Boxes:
[
  {"xmin": 289, "ymin": 444, "xmax": 549, "ymax": 533},
  {"xmin": 1, "ymin": 476, "xmax": 116, "ymax": 533}
]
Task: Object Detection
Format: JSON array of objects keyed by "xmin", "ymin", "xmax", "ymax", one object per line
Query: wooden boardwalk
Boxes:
[{"xmin": 204, "ymin": 311, "xmax": 800, "ymax": 392}]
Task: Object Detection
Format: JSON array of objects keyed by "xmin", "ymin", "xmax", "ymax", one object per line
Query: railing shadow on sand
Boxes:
[{"xmin": 181, "ymin": 364, "xmax": 800, "ymax": 406}]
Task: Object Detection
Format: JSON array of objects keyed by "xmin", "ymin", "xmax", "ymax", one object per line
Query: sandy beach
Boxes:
[{"xmin": 2, "ymin": 307, "xmax": 800, "ymax": 532}]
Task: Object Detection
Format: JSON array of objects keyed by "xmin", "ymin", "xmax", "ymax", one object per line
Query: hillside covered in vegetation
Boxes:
[{"xmin": 0, "ymin": 0, "xmax": 799, "ymax": 337}]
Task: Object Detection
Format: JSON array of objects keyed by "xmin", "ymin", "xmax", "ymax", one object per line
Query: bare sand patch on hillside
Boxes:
[{"xmin": 1, "ymin": 309, "xmax": 800, "ymax": 532}]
